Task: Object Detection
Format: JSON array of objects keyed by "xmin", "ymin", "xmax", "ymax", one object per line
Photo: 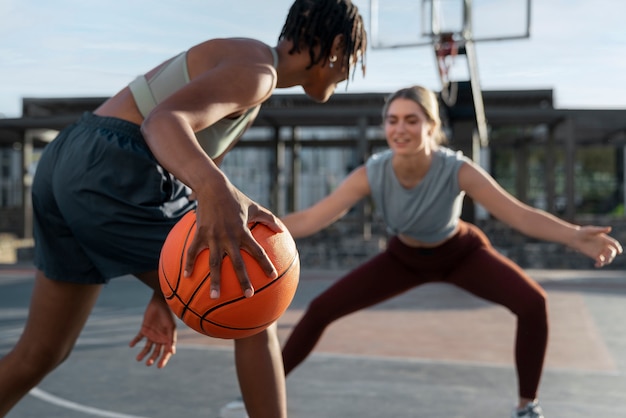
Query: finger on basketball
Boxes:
[
  {"xmin": 184, "ymin": 239, "xmax": 203, "ymax": 277},
  {"xmin": 228, "ymin": 250, "xmax": 255, "ymax": 297},
  {"xmin": 243, "ymin": 239, "xmax": 277, "ymax": 280},
  {"xmin": 209, "ymin": 248, "xmax": 224, "ymax": 298},
  {"xmin": 251, "ymin": 210, "xmax": 284, "ymax": 233}
]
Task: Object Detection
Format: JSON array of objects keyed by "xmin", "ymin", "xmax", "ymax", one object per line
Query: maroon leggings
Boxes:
[{"xmin": 282, "ymin": 221, "xmax": 548, "ymax": 399}]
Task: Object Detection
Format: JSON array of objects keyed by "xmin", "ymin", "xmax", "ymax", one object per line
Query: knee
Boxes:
[
  {"xmin": 517, "ymin": 288, "xmax": 548, "ymax": 322},
  {"xmin": 14, "ymin": 340, "xmax": 73, "ymax": 376},
  {"xmin": 304, "ymin": 296, "xmax": 338, "ymax": 325},
  {"xmin": 235, "ymin": 323, "xmax": 278, "ymax": 347}
]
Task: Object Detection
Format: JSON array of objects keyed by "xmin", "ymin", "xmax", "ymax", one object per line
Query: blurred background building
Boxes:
[{"xmin": 1, "ymin": 89, "xmax": 625, "ymax": 269}]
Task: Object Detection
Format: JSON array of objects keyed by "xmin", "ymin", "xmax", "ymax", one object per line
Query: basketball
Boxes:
[{"xmin": 158, "ymin": 210, "xmax": 300, "ymax": 339}]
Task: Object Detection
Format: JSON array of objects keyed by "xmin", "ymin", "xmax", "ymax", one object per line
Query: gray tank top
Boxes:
[
  {"xmin": 365, "ymin": 147, "xmax": 469, "ymax": 243},
  {"xmin": 128, "ymin": 46, "xmax": 279, "ymax": 159}
]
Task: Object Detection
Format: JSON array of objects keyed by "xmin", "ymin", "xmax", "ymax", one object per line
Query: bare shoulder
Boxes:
[
  {"xmin": 458, "ymin": 158, "xmax": 489, "ymax": 187},
  {"xmin": 190, "ymin": 38, "xmax": 274, "ymax": 64},
  {"xmin": 187, "ymin": 38, "xmax": 277, "ymax": 103},
  {"xmin": 187, "ymin": 38, "xmax": 276, "ymax": 80}
]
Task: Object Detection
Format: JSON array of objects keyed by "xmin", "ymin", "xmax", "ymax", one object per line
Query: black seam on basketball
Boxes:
[
  {"xmin": 160, "ymin": 260, "xmax": 175, "ymax": 300},
  {"xmin": 201, "ymin": 250, "xmax": 299, "ymax": 313},
  {"xmin": 180, "ymin": 269, "xmax": 212, "ymax": 321},
  {"xmin": 196, "ymin": 250, "xmax": 299, "ymax": 334},
  {"xmin": 177, "ymin": 213, "xmax": 213, "ymax": 321},
  {"xmin": 162, "ymin": 213, "xmax": 197, "ymax": 301},
  {"xmin": 180, "ymin": 229, "xmax": 240, "ymax": 320},
  {"xmin": 177, "ymin": 214, "xmax": 197, "ymax": 289},
  {"xmin": 200, "ymin": 319, "xmax": 273, "ymax": 333}
]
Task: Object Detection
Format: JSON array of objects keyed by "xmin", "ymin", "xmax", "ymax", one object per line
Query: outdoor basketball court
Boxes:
[
  {"xmin": 2, "ymin": 1, "xmax": 626, "ymax": 417},
  {"xmin": 2, "ymin": 265, "xmax": 626, "ymax": 418}
]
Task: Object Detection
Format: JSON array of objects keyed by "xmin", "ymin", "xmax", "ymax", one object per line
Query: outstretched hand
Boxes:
[
  {"xmin": 572, "ymin": 226, "xmax": 623, "ymax": 268},
  {"xmin": 184, "ymin": 181, "xmax": 282, "ymax": 299},
  {"xmin": 129, "ymin": 292, "xmax": 177, "ymax": 369}
]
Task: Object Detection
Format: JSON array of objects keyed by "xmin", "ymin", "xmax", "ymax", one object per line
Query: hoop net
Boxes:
[{"xmin": 434, "ymin": 32, "xmax": 459, "ymax": 106}]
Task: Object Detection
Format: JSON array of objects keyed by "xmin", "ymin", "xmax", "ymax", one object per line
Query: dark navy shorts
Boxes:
[{"xmin": 32, "ymin": 112, "xmax": 196, "ymax": 284}]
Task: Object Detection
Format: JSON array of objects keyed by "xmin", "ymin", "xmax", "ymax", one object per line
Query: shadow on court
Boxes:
[{"xmin": 1, "ymin": 265, "xmax": 626, "ymax": 418}]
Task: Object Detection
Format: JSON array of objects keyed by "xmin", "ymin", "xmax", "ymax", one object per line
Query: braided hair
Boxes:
[{"xmin": 279, "ymin": 0, "xmax": 367, "ymax": 83}]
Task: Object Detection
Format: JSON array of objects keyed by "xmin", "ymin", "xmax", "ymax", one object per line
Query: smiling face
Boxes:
[{"xmin": 383, "ymin": 98, "xmax": 436, "ymax": 156}]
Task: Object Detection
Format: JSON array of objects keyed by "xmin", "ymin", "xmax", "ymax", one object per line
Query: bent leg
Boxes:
[
  {"xmin": 282, "ymin": 250, "xmax": 420, "ymax": 376},
  {"xmin": 234, "ymin": 323, "xmax": 286, "ymax": 418},
  {"xmin": 0, "ymin": 270, "xmax": 102, "ymax": 416},
  {"xmin": 447, "ymin": 246, "xmax": 548, "ymax": 400}
]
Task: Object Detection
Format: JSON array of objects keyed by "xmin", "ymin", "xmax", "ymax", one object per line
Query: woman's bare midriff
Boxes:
[{"xmin": 397, "ymin": 224, "xmax": 459, "ymax": 248}]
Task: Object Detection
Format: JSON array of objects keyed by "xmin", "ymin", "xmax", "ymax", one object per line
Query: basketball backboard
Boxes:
[{"xmin": 369, "ymin": 0, "xmax": 531, "ymax": 50}]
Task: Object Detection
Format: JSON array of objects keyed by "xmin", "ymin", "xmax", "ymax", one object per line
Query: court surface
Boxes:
[{"xmin": 2, "ymin": 265, "xmax": 626, "ymax": 417}]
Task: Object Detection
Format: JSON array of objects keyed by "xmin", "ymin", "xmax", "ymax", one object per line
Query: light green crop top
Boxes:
[{"xmin": 129, "ymin": 47, "xmax": 278, "ymax": 159}]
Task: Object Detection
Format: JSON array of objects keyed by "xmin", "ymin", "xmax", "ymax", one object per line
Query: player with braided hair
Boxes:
[
  {"xmin": 0, "ymin": 1, "xmax": 367, "ymax": 418},
  {"xmin": 279, "ymin": 0, "xmax": 366, "ymax": 83}
]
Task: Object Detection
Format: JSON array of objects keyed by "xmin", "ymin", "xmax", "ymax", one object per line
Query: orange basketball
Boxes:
[{"xmin": 158, "ymin": 210, "xmax": 300, "ymax": 339}]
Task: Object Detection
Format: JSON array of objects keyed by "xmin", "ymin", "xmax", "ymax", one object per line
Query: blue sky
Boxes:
[{"xmin": 1, "ymin": 0, "xmax": 625, "ymax": 118}]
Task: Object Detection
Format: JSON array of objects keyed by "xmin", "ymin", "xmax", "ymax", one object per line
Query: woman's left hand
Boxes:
[
  {"xmin": 129, "ymin": 291, "xmax": 178, "ymax": 368},
  {"xmin": 573, "ymin": 226, "xmax": 623, "ymax": 268}
]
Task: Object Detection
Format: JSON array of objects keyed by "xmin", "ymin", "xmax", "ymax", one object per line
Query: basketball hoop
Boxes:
[{"xmin": 434, "ymin": 32, "xmax": 459, "ymax": 106}]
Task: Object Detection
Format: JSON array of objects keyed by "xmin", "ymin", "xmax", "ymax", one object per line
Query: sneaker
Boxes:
[
  {"xmin": 511, "ymin": 400, "xmax": 544, "ymax": 418},
  {"xmin": 219, "ymin": 398, "xmax": 248, "ymax": 418}
]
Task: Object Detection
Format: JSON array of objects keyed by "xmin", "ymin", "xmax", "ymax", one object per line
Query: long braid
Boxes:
[{"xmin": 279, "ymin": 0, "xmax": 367, "ymax": 82}]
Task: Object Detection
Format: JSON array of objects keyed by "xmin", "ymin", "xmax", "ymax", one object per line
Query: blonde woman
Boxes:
[{"xmin": 280, "ymin": 85, "xmax": 622, "ymax": 418}]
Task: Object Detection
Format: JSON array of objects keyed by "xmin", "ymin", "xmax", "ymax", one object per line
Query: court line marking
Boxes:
[
  {"xmin": 12, "ymin": 272, "xmax": 622, "ymax": 416},
  {"xmin": 29, "ymin": 387, "xmax": 149, "ymax": 418}
]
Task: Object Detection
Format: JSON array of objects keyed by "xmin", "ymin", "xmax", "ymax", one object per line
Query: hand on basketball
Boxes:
[
  {"xmin": 571, "ymin": 226, "xmax": 623, "ymax": 268},
  {"xmin": 185, "ymin": 183, "xmax": 282, "ymax": 299},
  {"xmin": 129, "ymin": 292, "xmax": 177, "ymax": 368}
]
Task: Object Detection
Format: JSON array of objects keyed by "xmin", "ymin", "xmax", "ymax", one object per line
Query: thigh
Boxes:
[
  {"xmin": 17, "ymin": 270, "xmax": 103, "ymax": 354},
  {"xmin": 448, "ymin": 244, "xmax": 546, "ymax": 314},
  {"xmin": 134, "ymin": 270, "xmax": 161, "ymax": 291},
  {"xmin": 37, "ymin": 114, "xmax": 193, "ymax": 281},
  {"xmin": 310, "ymin": 249, "xmax": 423, "ymax": 320},
  {"xmin": 32, "ymin": 128, "xmax": 106, "ymax": 283},
  {"xmin": 55, "ymin": 128, "xmax": 190, "ymax": 278}
]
